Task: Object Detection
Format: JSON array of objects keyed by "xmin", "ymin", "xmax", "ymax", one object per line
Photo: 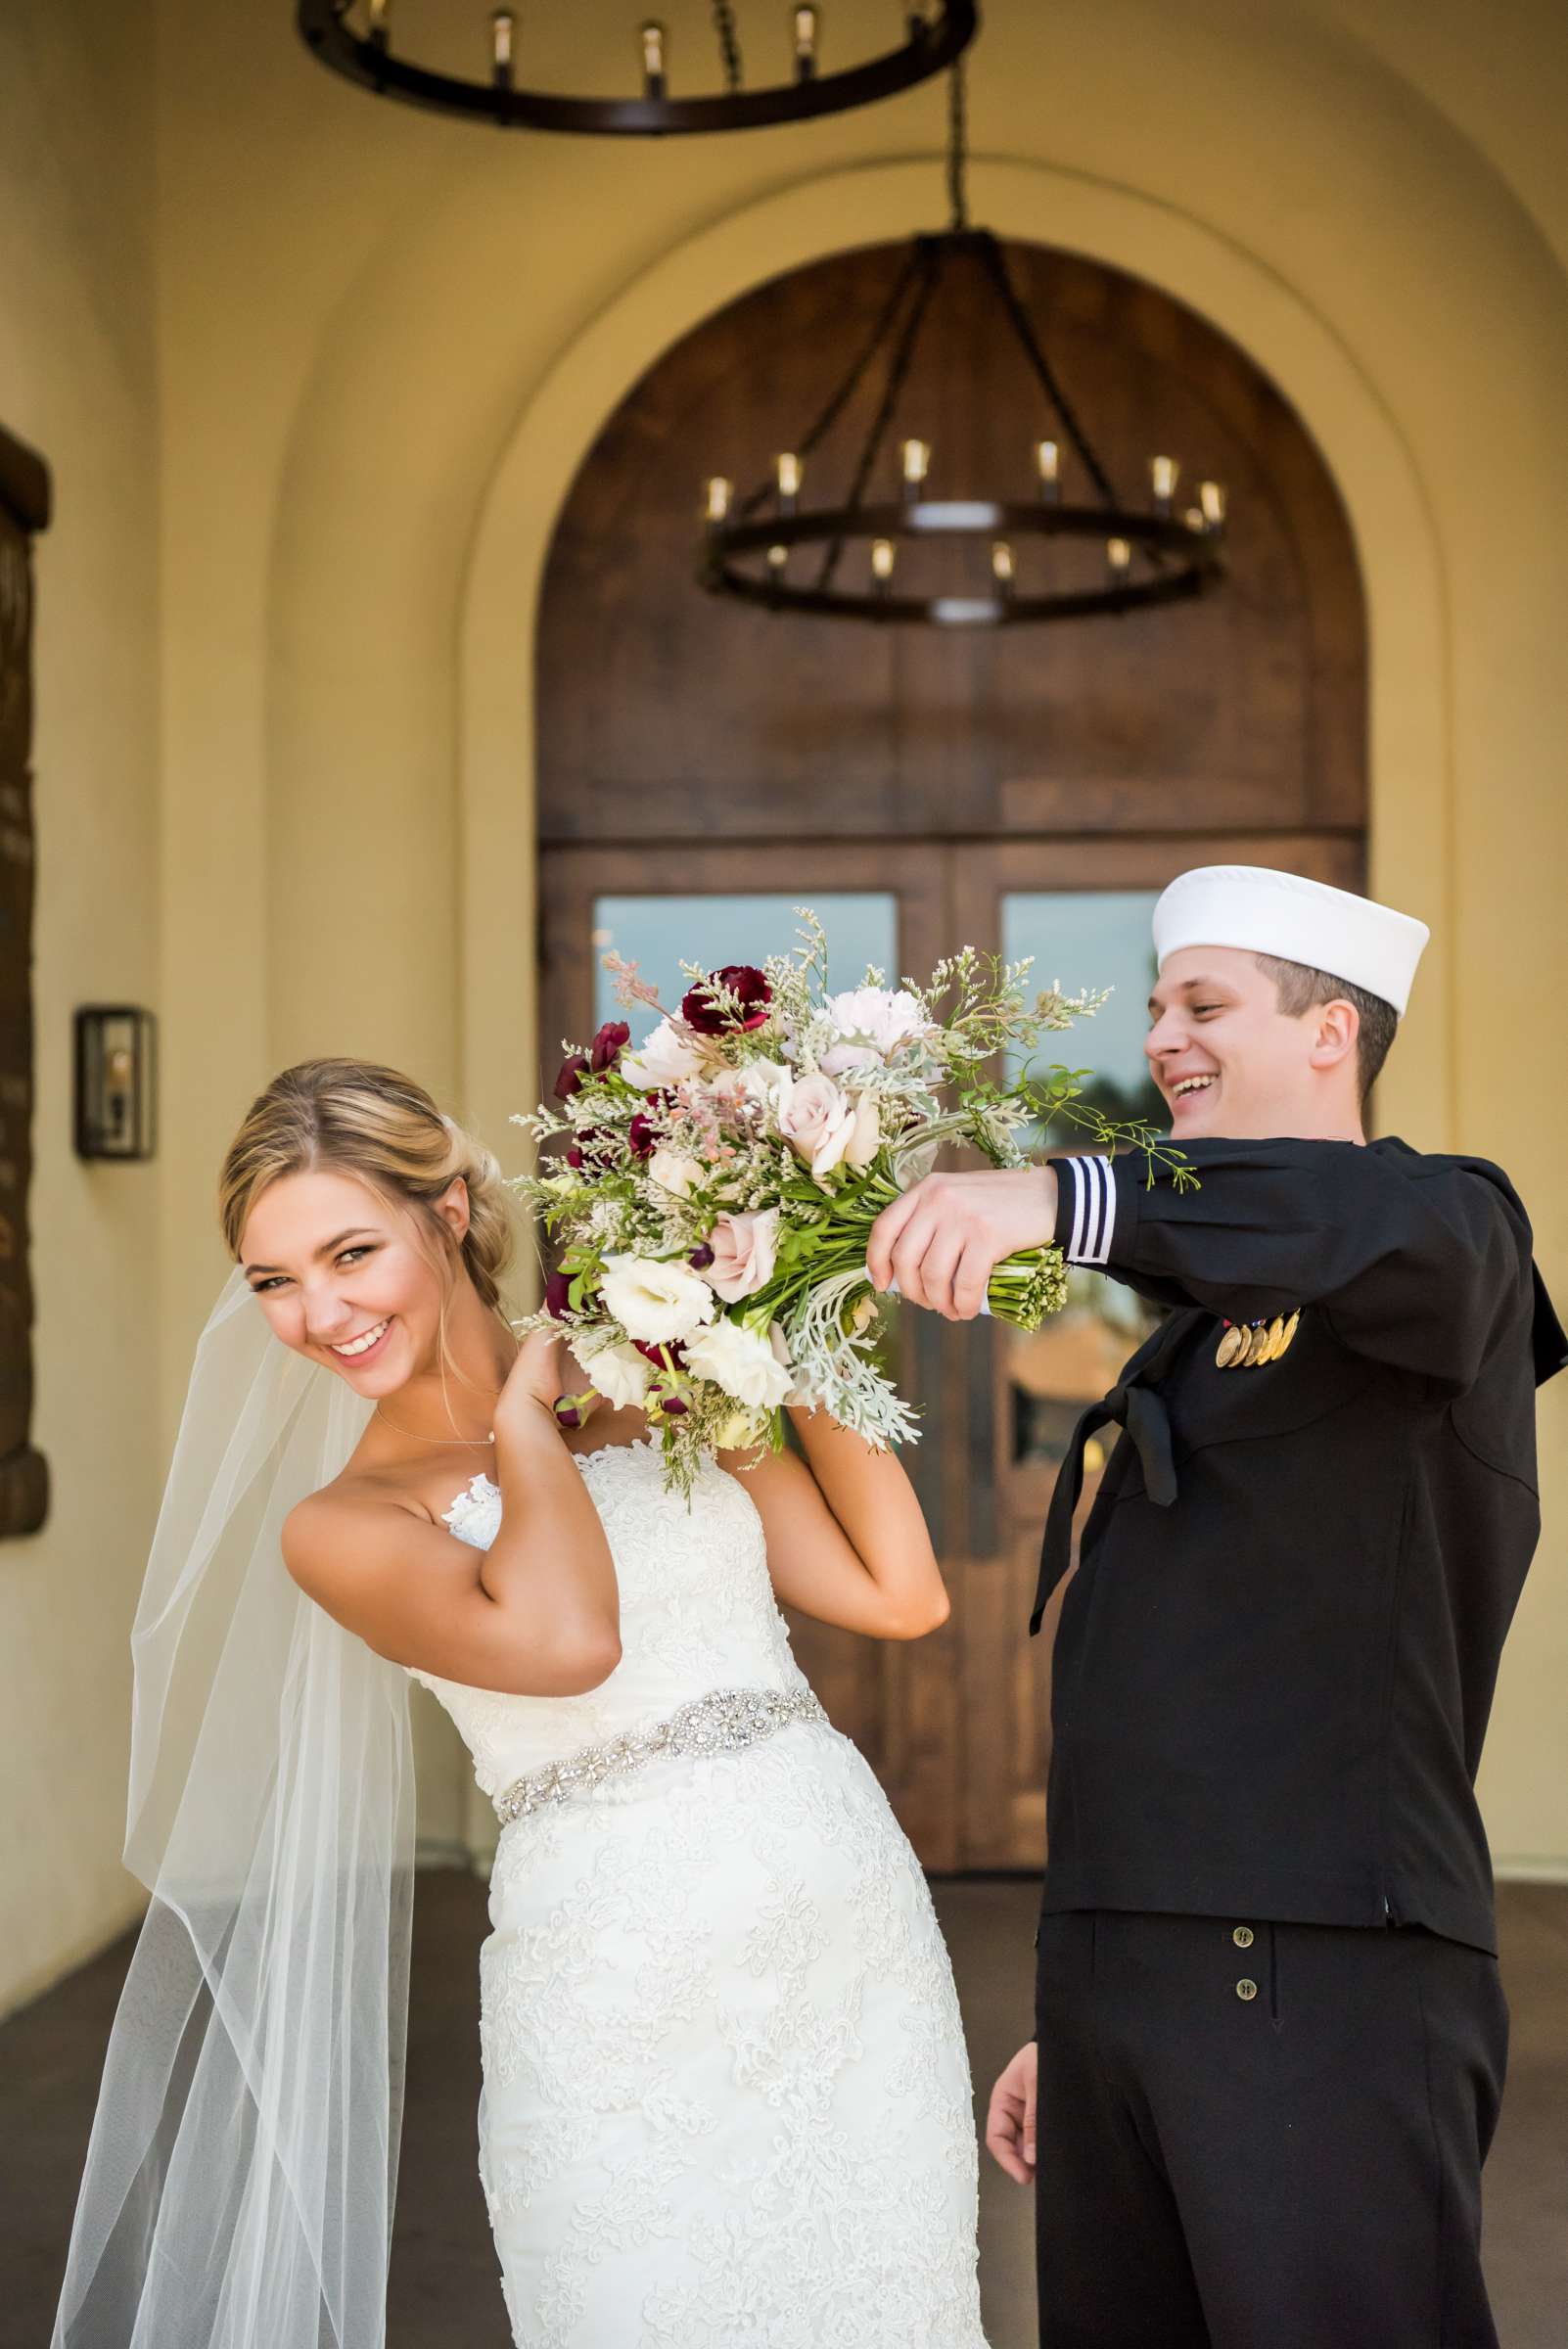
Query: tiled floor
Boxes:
[{"xmin": 5, "ymin": 1874, "xmax": 1564, "ymax": 2347}]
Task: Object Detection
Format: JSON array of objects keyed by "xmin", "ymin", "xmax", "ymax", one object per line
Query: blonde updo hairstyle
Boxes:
[{"xmin": 219, "ymin": 1058, "xmax": 515, "ymax": 1325}]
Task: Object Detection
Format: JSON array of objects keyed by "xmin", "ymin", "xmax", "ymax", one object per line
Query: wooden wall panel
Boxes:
[{"xmin": 0, "ymin": 426, "xmax": 51, "ymax": 1538}]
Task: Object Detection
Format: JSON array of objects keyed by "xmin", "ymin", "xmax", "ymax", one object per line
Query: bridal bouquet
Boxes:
[{"xmin": 513, "ymin": 914, "xmax": 1179, "ymax": 1494}]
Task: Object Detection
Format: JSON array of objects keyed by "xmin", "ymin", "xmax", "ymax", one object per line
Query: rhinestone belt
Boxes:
[{"xmin": 492, "ymin": 1684, "xmax": 829, "ymax": 1825}]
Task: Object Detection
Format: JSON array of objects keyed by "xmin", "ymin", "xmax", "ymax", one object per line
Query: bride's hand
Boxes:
[
  {"xmin": 985, "ymin": 2040, "xmax": 1038, "ymax": 2185},
  {"xmin": 494, "ymin": 1328, "xmax": 587, "ymax": 1439}
]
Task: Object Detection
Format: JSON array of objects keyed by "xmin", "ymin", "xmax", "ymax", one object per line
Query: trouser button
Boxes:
[
  {"xmin": 1232, "ymin": 1924, "xmax": 1255, "ymax": 1948},
  {"xmin": 1235, "ymin": 1977, "xmax": 1259, "ymax": 2002}
]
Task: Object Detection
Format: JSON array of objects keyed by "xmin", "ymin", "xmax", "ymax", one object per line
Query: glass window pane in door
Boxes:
[
  {"xmin": 1000, "ymin": 890, "xmax": 1167, "ymax": 1133},
  {"xmin": 592, "ymin": 893, "xmax": 898, "ymax": 1042},
  {"xmin": 999, "ymin": 890, "xmax": 1164, "ymax": 1467}
]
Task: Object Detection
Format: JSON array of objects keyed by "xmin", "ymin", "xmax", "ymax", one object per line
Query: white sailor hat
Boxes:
[{"xmin": 1152, "ymin": 866, "xmax": 1430, "ymax": 1017}]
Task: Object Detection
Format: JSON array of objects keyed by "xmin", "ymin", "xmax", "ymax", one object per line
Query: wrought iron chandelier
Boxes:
[
  {"xmin": 296, "ymin": 3, "xmax": 977, "ymax": 136},
  {"xmin": 700, "ymin": 68, "xmax": 1228, "ymax": 626}
]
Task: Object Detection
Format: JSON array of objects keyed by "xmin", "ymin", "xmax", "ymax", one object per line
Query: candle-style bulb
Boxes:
[
  {"xmin": 1107, "ymin": 537, "xmax": 1131, "ymax": 575},
  {"xmin": 992, "ymin": 540, "xmax": 1015, "ymax": 585},
  {"xmin": 871, "ymin": 537, "xmax": 896, "ymax": 583},
  {"xmin": 776, "ymin": 451, "xmax": 803, "ymax": 505},
  {"xmin": 641, "ymin": 20, "xmax": 667, "ymax": 94},
  {"xmin": 367, "ymin": 0, "xmax": 390, "ymax": 44},
  {"xmin": 766, "ymin": 542, "xmax": 789, "ymax": 576},
  {"xmin": 491, "ymin": 8, "xmax": 514, "ymax": 82},
  {"xmin": 705, "ymin": 476, "xmax": 732, "ymax": 525},
  {"xmin": 795, "ymin": 6, "xmax": 818, "ymax": 79},
  {"xmin": 1199, "ymin": 480, "xmax": 1226, "ymax": 527},
  {"xmin": 901, "ymin": 438, "xmax": 931, "ymax": 498},
  {"xmin": 1182, "ymin": 506, "xmax": 1206, "ymax": 533},
  {"xmin": 1035, "ymin": 438, "xmax": 1060, "ymax": 499},
  {"xmin": 1150, "ymin": 454, "xmax": 1179, "ymax": 507}
]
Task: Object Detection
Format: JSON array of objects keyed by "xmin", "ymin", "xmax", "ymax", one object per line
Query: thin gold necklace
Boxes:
[{"xmin": 374, "ymin": 1405, "xmax": 494, "ymax": 1448}]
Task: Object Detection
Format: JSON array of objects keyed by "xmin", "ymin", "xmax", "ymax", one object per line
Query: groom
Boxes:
[{"xmin": 867, "ymin": 865, "xmax": 1565, "ymax": 2348}]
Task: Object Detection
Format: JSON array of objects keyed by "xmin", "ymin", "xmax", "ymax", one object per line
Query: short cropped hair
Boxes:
[{"xmin": 1254, "ymin": 953, "xmax": 1398, "ymax": 1103}]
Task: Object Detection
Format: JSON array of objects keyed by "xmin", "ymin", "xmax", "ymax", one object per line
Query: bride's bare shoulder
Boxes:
[{"xmin": 282, "ymin": 1465, "xmax": 438, "ymax": 1594}]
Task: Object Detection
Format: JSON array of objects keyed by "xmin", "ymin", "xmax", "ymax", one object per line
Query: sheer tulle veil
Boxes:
[{"xmin": 53, "ymin": 1268, "xmax": 416, "ymax": 2349}]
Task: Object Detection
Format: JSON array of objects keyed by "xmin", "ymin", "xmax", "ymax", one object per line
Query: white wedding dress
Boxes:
[{"xmin": 408, "ymin": 1435, "xmax": 988, "ymax": 2348}]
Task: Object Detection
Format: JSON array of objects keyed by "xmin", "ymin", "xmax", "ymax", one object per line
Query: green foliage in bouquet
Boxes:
[{"xmin": 512, "ymin": 913, "xmax": 1192, "ymax": 1494}]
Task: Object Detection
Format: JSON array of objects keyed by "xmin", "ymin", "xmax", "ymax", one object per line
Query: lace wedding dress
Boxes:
[{"xmin": 410, "ymin": 1436, "xmax": 988, "ymax": 2348}]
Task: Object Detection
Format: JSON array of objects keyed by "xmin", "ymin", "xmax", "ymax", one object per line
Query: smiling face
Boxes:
[
  {"xmin": 240, "ymin": 1166, "xmax": 467, "ymax": 1395},
  {"xmin": 1145, "ymin": 945, "xmax": 1363, "ymax": 1142}
]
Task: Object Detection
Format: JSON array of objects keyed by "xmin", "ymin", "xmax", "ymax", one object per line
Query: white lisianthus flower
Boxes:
[
  {"xmin": 574, "ymin": 1337, "xmax": 653, "ymax": 1409},
  {"xmin": 622, "ymin": 1017, "xmax": 705, "ymax": 1090},
  {"xmin": 647, "ymin": 1144, "xmax": 705, "ymax": 1198},
  {"xmin": 818, "ymin": 987, "xmax": 931, "ymax": 1076},
  {"xmin": 599, "ymin": 1253, "xmax": 716, "ymax": 1346},
  {"xmin": 705, "ymin": 1208, "xmax": 780, "ymax": 1302},
  {"xmin": 684, "ymin": 1316, "xmax": 795, "ymax": 1410},
  {"xmin": 768, "ymin": 1321, "xmax": 811, "ymax": 1408},
  {"xmin": 776, "ymin": 1070, "xmax": 857, "ymax": 1181},
  {"xmin": 842, "ymin": 1091, "xmax": 881, "ymax": 1172}
]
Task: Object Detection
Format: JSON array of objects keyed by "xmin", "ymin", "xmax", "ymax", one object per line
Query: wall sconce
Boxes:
[{"xmin": 74, "ymin": 1006, "xmax": 157, "ymax": 1161}]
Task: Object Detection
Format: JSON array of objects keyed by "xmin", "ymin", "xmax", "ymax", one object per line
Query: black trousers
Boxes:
[{"xmin": 1034, "ymin": 1910, "xmax": 1508, "ymax": 2349}]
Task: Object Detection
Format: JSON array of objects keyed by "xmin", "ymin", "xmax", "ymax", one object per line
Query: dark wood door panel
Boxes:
[{"xmin": 538, "ymin": 241, "xmax": 1365, "ymax": 845}]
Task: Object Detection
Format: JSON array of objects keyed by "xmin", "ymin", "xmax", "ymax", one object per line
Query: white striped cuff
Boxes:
[{"xmin": 1061, "ymin": 1154, "xmax": 1117, "ymax": 1267}]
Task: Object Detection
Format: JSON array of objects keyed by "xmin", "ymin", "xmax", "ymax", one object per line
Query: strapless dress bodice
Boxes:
[{"xmin": 405, "ymin": 1436, "xmax": 810, "ymax": 1803}]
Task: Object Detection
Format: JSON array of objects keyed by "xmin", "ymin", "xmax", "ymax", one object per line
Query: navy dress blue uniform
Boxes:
[{"xmin": 1031, "ymin": 1136, "xmax": 1566, "ymax": 2349}]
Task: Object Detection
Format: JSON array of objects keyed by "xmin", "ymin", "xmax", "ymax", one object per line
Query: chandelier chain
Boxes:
[
  {"xmin": 815, "ymin": 242, "xmax": 944, "ymax": 591},
  {"xmin": 946, "ymin": 59, "xmax": 969, "ymax": 231},
  {"xmin": 736, "ymin": 244, "xmax": 929, "ymax": 522},
  {"xmin": 975, "ymin": 236, "xmax": 1122, "ymax": 513},
  {"xmin": 712, "ymin": 2, "xmax": 745, "ymax": 93}
]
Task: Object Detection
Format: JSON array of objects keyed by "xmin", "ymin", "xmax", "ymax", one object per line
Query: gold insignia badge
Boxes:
[
  {"xmin": 1217, "ymin": 1310, "xmax": 1303, "ymax": 1369},
  {"xmin": 1255, "ymin": 1314, "xmax": 1287, "ymax": 1365}
]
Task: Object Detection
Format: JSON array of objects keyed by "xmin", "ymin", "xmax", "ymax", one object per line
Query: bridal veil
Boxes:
[{"xmin": 53, "ymin": 1269, "xmax": 416, "ymax": 2348}]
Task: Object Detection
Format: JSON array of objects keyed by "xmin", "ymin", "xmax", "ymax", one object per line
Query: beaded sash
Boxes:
[{"xmin": 492, "ymin": 1684, "xmax": 829, "ymax": 1825}]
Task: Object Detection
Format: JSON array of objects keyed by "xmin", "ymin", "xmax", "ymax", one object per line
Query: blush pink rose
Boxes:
[
  {"xmin": 704, "ymin": 1208, "xmax": 781, "ymax": 1303},
  {"xmin": 776, "ymin": 1071, "xmax": 856, "ymax": 1180}
]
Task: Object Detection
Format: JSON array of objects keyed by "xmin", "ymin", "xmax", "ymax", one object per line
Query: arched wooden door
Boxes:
[{"xmin": 535, "ymin": 240, "xmax": 1366, "ymax": 1871}]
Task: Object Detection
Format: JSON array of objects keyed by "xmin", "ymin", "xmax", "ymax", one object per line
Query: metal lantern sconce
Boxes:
[{"xmin": 74, "ymin": 1006, "xmax": 158, "ymax": 1162}]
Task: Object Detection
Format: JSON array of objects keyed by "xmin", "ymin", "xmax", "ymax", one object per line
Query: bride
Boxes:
[{"xmin": 55, "ymin": 1057, "xmax": 988, "ymax": 2349}]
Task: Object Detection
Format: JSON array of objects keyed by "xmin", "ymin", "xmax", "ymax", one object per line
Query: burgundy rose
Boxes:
[
  {"xmin": 553, "ymin": 1398, "xmax": 582, "ymax": 1430},
  {"xmin": 657, "ymin": 1394, "xmax": 689, "ymax": 1416},
  {"xmin": 688, "ymin": 1243, "xmax": 715, "ymax": 1270},
  {"xmin": 589, "ymin": 1019, "xmax": 630, "ymax": 1072},
  {"xmin": 626, "ymin": 1092, "xmax": 674, "ymax": 1160},
  {"xmin": 633, "ymin": 1338, "xmax": 686, "ymax": 1366},
  {"xmin": 553, "ymin": 1049, "xmax": 591, "ymax": 1102},
  {"xmin": 567, "ymin": 1130, "xmax": 616, "ymax": 1174},
  {"xmin": 543, "ymin": 1268, "xmax": 574, "ymax": 1319},
  {"xmin": 680, "ymin": 964, "xmax": 772, "ymax": 1036}
]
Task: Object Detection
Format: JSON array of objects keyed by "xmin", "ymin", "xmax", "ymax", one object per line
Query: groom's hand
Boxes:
[
  {"xmin": 866, "ymin": 1167, "xmax": 1059, "ymax": 1320},
  {"xmin": 985, "ymin": 2040, "xmax": 1038, "ymax": 2185}
]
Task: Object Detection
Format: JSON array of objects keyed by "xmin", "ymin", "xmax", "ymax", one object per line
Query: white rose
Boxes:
[
  {"xmin": 574, "ymin": 1338, "xmax": 653, "ymax": 1410},
  {"xmin": 820, "ymin": 987, "xmax": 930, "ymax": 1074},
  {"xmin": 705, "ymin": 1208, "xmax": 780, "ymax": 1302},
  {"xmin": 647, "ymin": 1145, "xmax": 704, "ymax": 1197},
  {"xmin": 622, "ymin": 1018, "xmax": 705, "ymax": 1090},
  {"xmin": 598, "ymin": 1253, "xmax": 716, "ymax": 1346},
  {"xmin": 842, "ymin": 1091, "xmax": 881, "ymax": 1172},
  {"xmin": 684, "ymin": 1316, "xmax": 796, "ymax": 1410},
  {"xmin": 776, "ymin": 1069, "xmax": 857, "ymax": 1181}
]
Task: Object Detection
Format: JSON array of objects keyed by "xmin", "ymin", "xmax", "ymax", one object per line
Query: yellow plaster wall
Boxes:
[
  {"xmin": 0, "ymin": 2, "xmax": 162, "ymax": 2010},
  {"xmin": 8, "ymin": 0, "xmax": 1549, "ymax": 1979}
]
